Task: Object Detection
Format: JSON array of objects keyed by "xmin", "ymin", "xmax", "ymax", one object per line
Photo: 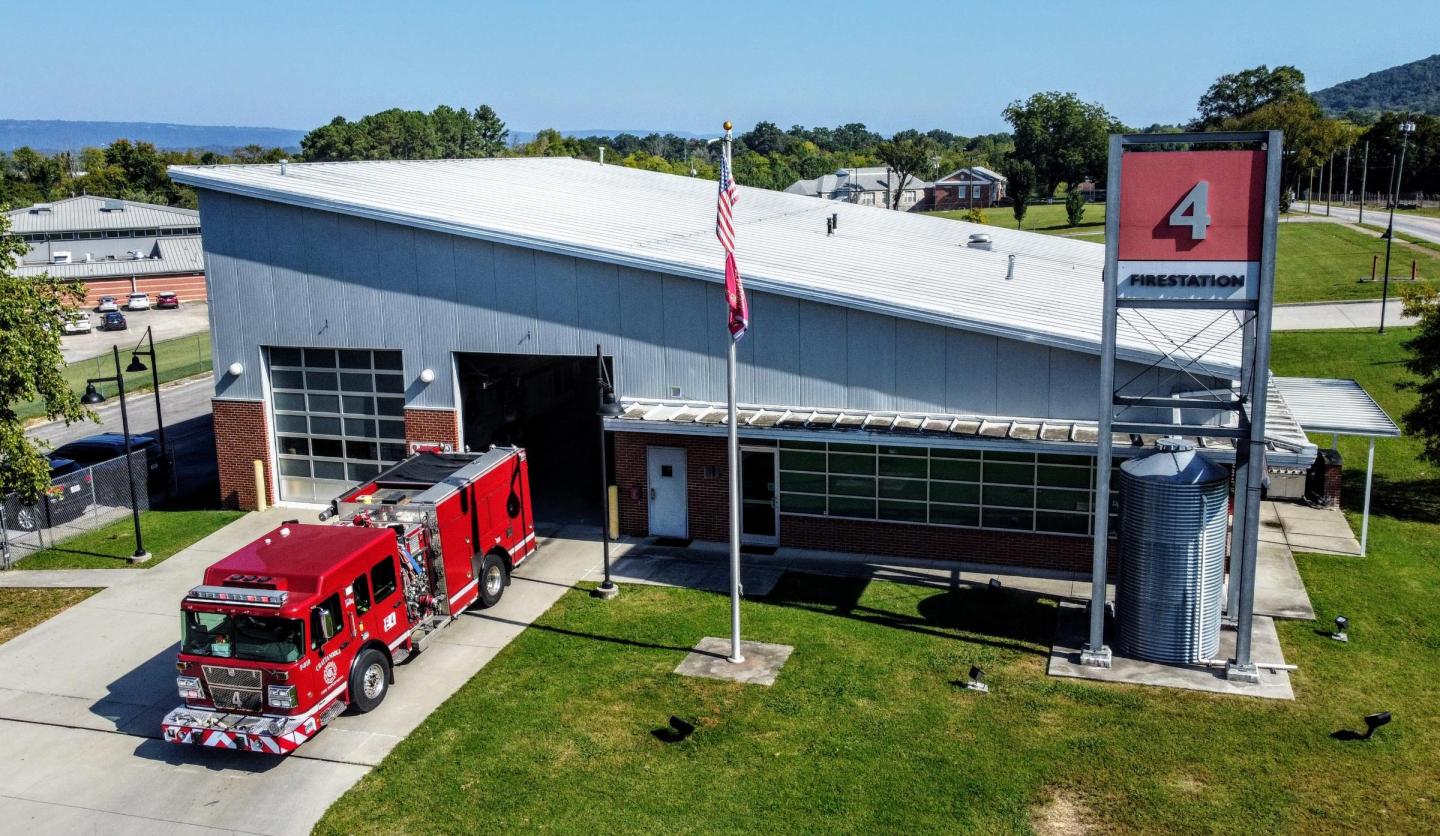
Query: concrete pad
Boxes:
[
  {"xmin": 1047, "ymin": 602, "xmax": 1293, "ymax": 700},
  {"xmin": 0, "ymin": 569, "xmax": 133, "ymax": 588},
  {"xmin": 1285, "ymin": 533, "xmax": 1364, "ymax": 556},
  {"xmin": 1268, "ymin": 501, "xmax": 1362, "ymax": 556},
  {"xmin": 1253, "ymin": 542, "xmax": 1316, "ymax": 620},
  {"xmin": 674, "ymin": 637, "xmax": 793, "ymax": 686}
]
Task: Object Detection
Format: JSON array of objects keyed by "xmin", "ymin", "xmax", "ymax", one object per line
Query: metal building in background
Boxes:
[{"xmin": 1116, "ymin": 439, "xmax": 1229, "ymax": 664}]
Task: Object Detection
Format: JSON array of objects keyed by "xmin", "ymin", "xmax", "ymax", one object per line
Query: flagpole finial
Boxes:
[{"xmin": 723, "ymin": 120, "xmax": 733, "ymax": 132}]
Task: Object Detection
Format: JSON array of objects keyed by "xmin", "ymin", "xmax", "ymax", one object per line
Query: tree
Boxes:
[
  {"xmin": 0, "ymin": 212, "xmax": 91, "ymax": 503},
  {"xmin": 473, "ymin": 105, "xmax": 508, "ymax": 156},
  {"xmin": 1195, "ymin": 65, "xmax": 1308, "ymax": 128},
  {"xmin": 1065, "ymin": 187, "xmax": 1086, "ymax": 227},
  {"xmin": 1401, "ymin": 286, "xmax": 1440, "ymax": 465},
  {"xmin": 739, "ymin": 121, "xmax": 787, "ymax": 156},
  {"xmin": 1003, "ymin": 158, "xmax": 1037, "ymax": 227},
  {"xmin": 875, "ymin": 135, "xmax": 937, "ymax": 209},
  {"xmin": 1003, "ymin": 92, "xmax": 1121, "ymax": 196}
]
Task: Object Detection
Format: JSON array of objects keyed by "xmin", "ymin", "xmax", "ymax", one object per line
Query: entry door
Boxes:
[
  {"xmin": 741, "ymin": 447, "xmax": 779, "ymax": 544},
  {"xmin": 646, "ymin": 447, "xmax": 688, "ymax": 537}
]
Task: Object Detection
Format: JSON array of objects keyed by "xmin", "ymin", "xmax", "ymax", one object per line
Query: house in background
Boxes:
[
  {"xmin": 931, "ymin": 166, "xmax": 1008, "ymax": 210},
  {"xmin": 784, "ymin": 167, "xmax": 932, "ymax": 211},
  {"xmin": 7, "ymin": 196, "xmax": 206, "ymax": 304}
]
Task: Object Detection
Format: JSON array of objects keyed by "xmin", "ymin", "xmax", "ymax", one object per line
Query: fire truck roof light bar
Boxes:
[{"xmin": 186, "ymin": 585, "xmax": 288, "ymax": 607}]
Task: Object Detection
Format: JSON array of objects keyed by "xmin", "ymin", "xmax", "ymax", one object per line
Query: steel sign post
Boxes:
[{"xmin": 1090, "ymin": 131, "xmax": 1281, "ymax": 683}]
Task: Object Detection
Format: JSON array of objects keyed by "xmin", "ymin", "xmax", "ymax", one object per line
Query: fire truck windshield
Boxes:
[{"xmin": 181, "ymin": 610, "xmax": 305, "ymax": 663}]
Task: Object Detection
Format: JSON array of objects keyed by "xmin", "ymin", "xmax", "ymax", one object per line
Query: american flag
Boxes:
[{"xmin": 717, "ymin": 143, "xmax": 748, "ymax": 341}]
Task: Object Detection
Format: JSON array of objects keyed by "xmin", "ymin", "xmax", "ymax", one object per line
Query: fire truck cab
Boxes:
[{"xmin": 163, "ymin": 448, "xmax": 535, "ymax": 754}]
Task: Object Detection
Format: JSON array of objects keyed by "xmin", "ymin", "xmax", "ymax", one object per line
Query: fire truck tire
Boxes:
[
  {"xmin": 349, "ymin": 648, "xmax": 391, "ymax": 713},
  {"xmin": 476, "ymin": 552, "xmax": 507, "ymax": 609}
]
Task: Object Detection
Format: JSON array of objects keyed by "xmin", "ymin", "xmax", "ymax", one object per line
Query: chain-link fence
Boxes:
[{"xmin": 1, "ymin": 449, "xmax": 155, "ymax": 568}]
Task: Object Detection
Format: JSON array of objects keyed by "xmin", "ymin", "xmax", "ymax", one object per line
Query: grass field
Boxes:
[
  {"xmin": 931, "ymin": 202, "xmax": 1107, "ymax": 238},
  {"xmin": 1273, "ymin": 222, "xmax": 1440, "ymax": 304},
  {"xmin": 316, "ymin": 328, "xmax": 1440, "ymax": 834},
  {"xmin": 15, "ymin": 509, "xmax": 243, "ymax": 570},
  {"xmin": 0, "ymin": 588, "xmax": 98, "ymax": 645},
  {"xmin": 18, "ymin": 332, "xmax": 211, "ymax": 422}
]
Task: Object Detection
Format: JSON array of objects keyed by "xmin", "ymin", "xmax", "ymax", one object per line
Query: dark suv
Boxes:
[
  {"xmin": 50, "ymin": 433, "xmax": 162, "ymax": 506},
  {"xmin": 3, "ymin": 457, "xmax": 95, "ymax": 532}
]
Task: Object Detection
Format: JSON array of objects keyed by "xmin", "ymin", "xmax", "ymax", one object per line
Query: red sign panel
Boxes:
[{"xmin": 1117, "ymin": 150, "xmax": 1265, "ymax": 262}]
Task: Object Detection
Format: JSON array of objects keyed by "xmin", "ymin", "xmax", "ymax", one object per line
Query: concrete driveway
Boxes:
[
  {"xmin": 61, "ymin": 303, "xmax": 210, "ymax": 364},
  {"xmin": 0, "ymin": 507, "xmax": 610, "ymax": 835},
  {"xmin": 1299, "ymin": 204, "xmax": 1440, "ymax": 245}
]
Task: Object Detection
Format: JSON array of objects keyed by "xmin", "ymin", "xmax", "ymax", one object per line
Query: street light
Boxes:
[
  {"xmin": 1379, "ymin": 120, "xmax": 1416, "ymax": 334},
  {"xmin": 594, "ymin": 344, "xmax": 623, "ymax": 600},
  {"xmin": 125, "ymin": 325, "xmax": 167, "ymax": 461},
  {"xmin": 81, "ymin": 345, "xmax": 148, "ymax": 561}
]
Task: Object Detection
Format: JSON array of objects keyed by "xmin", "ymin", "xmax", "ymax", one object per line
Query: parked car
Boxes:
[
  {"xmin": 155, "ymin": 291, "xmax": 180, "ymax": 309},
  {"xmin": 2, "ymin": 457, "xmax": 94, "ymax": 532},
  {"xmin": 100, "ymin": 311, "xmax": 128, "ymax": 331},
  {"xmin": 126, "ymin": 292, "xmax": 151, "ymax": 310},
  {"xmin": 50, "ymin": 433, "xmax": 162, "ymax": 506},
  {"xmin": 62, "ymin": 313, "xmax": 93, "ymax": 335},
  {"xmin": 96, "ymin": 296, "xmax": 119, "ymax": 312}
]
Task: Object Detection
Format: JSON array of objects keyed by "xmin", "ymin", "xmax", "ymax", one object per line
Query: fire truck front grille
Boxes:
[
  {"xmin": 202, "ymin": 665, "xmax": 263, "ymax": 688},
  {"xmin": 208, "ymin": 685, "xmax": 265, "ymax": 712}
]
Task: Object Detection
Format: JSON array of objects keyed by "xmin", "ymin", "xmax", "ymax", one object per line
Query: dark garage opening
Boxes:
[{"xmin": 456, "ymin": 352, "xmax": 608, "ymax": 527}]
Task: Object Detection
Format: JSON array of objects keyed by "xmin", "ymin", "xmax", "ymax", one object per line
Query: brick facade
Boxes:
[
  {"xmin": 404, "ymin": 408, "xmax": 461, "ymax": 451},
  {"xmin": 213, "ymin": 399, "xmax": 272, "ymax": 510},
  {"xmin": 612, "ymin": 430, "xmax": 1114, "ymax": 574},
  {"xmin": 82, "ymin": 273, "xmax": 207, "ymax": 307}
]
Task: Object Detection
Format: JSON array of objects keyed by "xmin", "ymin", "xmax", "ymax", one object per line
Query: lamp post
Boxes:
[
  {"xmin": 594, "ymin": 344, "xmax": 623, "ymax": 599},
  {"xmin": 126, "ymin": 325, "xmax": 167, "ymax": 460},
  {"xmin": 81, "ymin": 345, "xmax": 148, "ymax": 561},
  {"xmin": 1379, "ymin": 121, "xmax": 1416, "ymax": 334}
]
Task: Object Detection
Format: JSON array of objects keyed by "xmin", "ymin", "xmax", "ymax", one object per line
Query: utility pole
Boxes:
[
  {"xmin": 1342, "ymin": 145, "xmax": 1352, "ymax": 206},
  {"xmin": 1380, "ymin": 122, "xmax": 1417, "ymax": 334},
  {"xmin": 1325, "ymin": 150, "xmax": 1335, "ymax": 216},
  {"xmin": 1358, "ymin": 141, "xmax": 1369, "ymax": 224},
  {"xmin": 1306, "ymin": 168, "xmax": 1314, "ymax": 213}
]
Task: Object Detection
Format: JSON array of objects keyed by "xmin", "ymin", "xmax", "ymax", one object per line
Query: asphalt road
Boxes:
[
  {"xmin": 1300, "ymin": 204, "xmax": 1440, "ymax": 245},
  {"xmin": 61, "ymin": 303, "xmax": 211, "ymax": 364},
  {"xmin": 28, "ymin": 376, "xmax": 219, "ymax": 504}
]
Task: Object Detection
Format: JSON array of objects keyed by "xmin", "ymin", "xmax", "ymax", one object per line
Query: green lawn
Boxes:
[
  {"xmin": 930, "ymin": 201, "xmax": 1107, "ymax": 239},
  {"xmin": 0, "ymin": 588, "xmax": 98, "ymax": 645},
  {"xmin": 18, "ymin": 332, "xmax": 211, "ymax": 422},
  {"xmin": 1273, "ymin": 222, "xmax": 1440, "ymax": 304},
  {"xmin": 317, "ymin": 331, "xmax": 1440, "ymax": 835},
  {"xmin": 15, "ymin": 509, "xmax": 243, "ymax": 570}
]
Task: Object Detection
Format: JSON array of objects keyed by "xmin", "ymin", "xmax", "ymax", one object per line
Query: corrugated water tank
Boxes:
[{"xmin": 1116, "ymin": 438, "xmax": 1230, "ymax": 664}]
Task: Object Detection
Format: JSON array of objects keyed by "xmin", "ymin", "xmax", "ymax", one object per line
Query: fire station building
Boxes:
[{"xmin": 171, "ymin": 158, "xmax": 1320, "ymax": 573}]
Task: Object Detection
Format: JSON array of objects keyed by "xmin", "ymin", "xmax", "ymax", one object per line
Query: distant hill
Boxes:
[
  {"xmin": 0, "ymin": 119, "xmax": 305, "ymax": 153},
  {"xmin": 1314, "ymin": 53, "xmax": 1440, "ymax": 116},
  {"xmin": 509, "ymin": 128, "xmax": 720, "ymax": 145}
]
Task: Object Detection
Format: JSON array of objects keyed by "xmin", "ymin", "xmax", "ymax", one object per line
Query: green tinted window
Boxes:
[
  {"xmin": 931, "ymin": 458, "xmax": 980, "ymax": 481},
  {"xmin": 780, "ymin": 493, "xmax": 826, "ymax": 514},
  {"xmin": 930, "ymin": 503, "xmax": 979, "ymax": 527},
  {"xmin": 780, "ymin": 450, "xmax": 826, "ymax": 472},
  {"xmin": 779, "ymin": 472, "xmax": 826, "ymax": 494},
  {"xmin": 879, "ymin": 478, "xmax": 927, "ymax": 501},
  {"xmin": 879, "ymin": 455, "xmax": 927, "ymax": 478},
  {"xmin": 879, "ymin": 501, "xmax": 928, "ymax": 523},
  {"xmin": 930, "ymin": 481, "xmax": 980, "ymax": 504},
  {"xmin": 828, "ymin": 496, "xmax": 876, "ymax": 519},
  {"xmin": 829, "ymin": 475, "xmax": 876, "ymax": 497},
  {"xmin": 829, "ymin": 453, "xmax": 875, "ymax": 475}
]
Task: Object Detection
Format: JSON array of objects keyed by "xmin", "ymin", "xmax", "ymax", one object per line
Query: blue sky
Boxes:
[{"xmin": 7, "ymin": 0, "xmax": 1438, "ymax": 136}]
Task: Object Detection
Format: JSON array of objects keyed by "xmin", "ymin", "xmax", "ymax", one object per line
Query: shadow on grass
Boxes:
[
  {"xmin": 465, "ymin": 611, "xmax": 706, "ymax": 655},
  {"xmin": 760, "ymin": 571, "xmax": 1056, "ymax": 657},
  {"xmin": 1340, "ymin": 471, "xmax": 1440, "ymax": 525}
]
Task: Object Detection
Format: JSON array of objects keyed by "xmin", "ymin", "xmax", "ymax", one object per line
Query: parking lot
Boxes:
[{"xmin": 61, "ymin": 301, "xmax": 210, "ymax": 364}]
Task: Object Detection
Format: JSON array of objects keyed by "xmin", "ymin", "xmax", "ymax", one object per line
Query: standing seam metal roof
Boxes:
[
  {"xmin": 7, "ymin": 196, "xmax": 200, "ymax": 234},
  {"xmin": 1273, "ymin": 377, "xmax": 1401, "ymax": 437},
  {"xmin": 169, "ymin": 157, "xmax": 1243, "ymax": 376},
  {"xmin": 13, "ymin": 235, "xmax": 204, "ymax": 279}
]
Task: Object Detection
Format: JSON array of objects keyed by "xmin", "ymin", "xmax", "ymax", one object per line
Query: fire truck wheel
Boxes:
[
  {"xmin": 477, "ymin": 552, "xmax": 506, "ymax": 609},
  {"xmin": 349, "ymin": 648, "xmax": 390, "ymax": 713}
]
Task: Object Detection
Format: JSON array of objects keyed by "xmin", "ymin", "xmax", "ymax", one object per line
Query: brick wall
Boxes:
[
  {"xmin": 82, "ymin": 273, "xmax": 207, "ymax": 306},
  {"xmin": 213, "ymin": 399, "xmax": 271, "ymax": 510},
  {"xmin": 405, "ymin": 408, "xmax": 461, "ymax": 451},
  {"xmin": 612, "ymin": 430, "xmax": 1114, "ymax": 574}
]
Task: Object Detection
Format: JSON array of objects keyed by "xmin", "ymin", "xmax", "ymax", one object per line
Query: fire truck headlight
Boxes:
[
  {"xmin": 267, "ymin": 684, "xmax": 298, "ymax": 709},
  {"xmin": 176, "ymin": 675, "xmax": 204, "ymax": 700}
]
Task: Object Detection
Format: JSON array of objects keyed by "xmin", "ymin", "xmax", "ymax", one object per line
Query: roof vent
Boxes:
[
  {"xmin": 966, "ymin": 233, "xmax": 992, "ymax": 251},
  {"xmin": 30, "ymin": 203, "xmax": 52, "ymax": 214},
  {"xmin": 52, "ymin": 251, "xmax": 72, "ymax": 264},
  {"xmin": 1006, "ymin": 254, "xmax": 1016, "ymax": 280},
  {"xmin": 101, "ymin": 198, "xmax": 125, "ymax": 212},
  {"xmin": 279, "ymin": 159, "xmax": 288, "ymax": 175}
]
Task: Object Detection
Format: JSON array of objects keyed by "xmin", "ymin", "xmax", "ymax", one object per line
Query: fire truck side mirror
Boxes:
[{"xmin": 313, "ymin": 607, "xmax": 338, "ymax": 643}]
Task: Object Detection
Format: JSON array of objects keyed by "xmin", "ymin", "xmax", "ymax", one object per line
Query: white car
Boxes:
[
  {"xmin": 96, "ymin": 296, "xmax": 119, "ymax": 312},
  {"xmin": 62, "ymin": 313, "xmax": 93, "ymax": 334},
  {"xmin": 126, "ymin": 292, "xmax": 151, "ymax": 310}
]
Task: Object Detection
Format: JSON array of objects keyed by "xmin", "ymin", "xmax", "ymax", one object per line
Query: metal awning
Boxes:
[
  {"xmin": 606, "ymin": 396, "xmax": 1318, "ymax": 468},
  {"xmin": 1274, "ymin": 376, "xmax": 1402, "ymax": 555},
  {"xmin": 1274, "ymin": 377, "xmax": 1401, "ymax": 438}
]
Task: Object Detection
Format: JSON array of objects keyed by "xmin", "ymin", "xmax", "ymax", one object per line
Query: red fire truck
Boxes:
[{"xmin": 162, "ymin": 447, "xmax": 536, "ymax": 754}]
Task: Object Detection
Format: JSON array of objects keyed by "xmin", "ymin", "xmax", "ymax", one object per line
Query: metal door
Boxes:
[
  {"xmin": 740, "ymin": 447, "xmax": 779, "ymax": 544},
  {"xmin": 646, "ymin": 447, "xmax": 687, "ymax": 538}
]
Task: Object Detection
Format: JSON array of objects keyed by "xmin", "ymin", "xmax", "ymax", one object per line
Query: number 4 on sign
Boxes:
[{"xmin": 1169, "ymin": 181, "xmax": 1211, "ymax": 240}]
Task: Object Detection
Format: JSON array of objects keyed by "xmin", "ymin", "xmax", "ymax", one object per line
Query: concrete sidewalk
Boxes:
[
  {"xmin": 1272, "ymin": 299, "xmax": 1417, "ymax": 331},
  {"xmin": 0, "ymin": 568, "xmax": 136, "ymax": 588},
  {"xmin": 0, "ymin": 507, "xmax": 613, "ymax": 835}
]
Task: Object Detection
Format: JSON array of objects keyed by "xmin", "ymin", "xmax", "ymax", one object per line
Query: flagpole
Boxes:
[{"xmin": 723, "ymin": 120, "xmax": 744, "ymax": 664}]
